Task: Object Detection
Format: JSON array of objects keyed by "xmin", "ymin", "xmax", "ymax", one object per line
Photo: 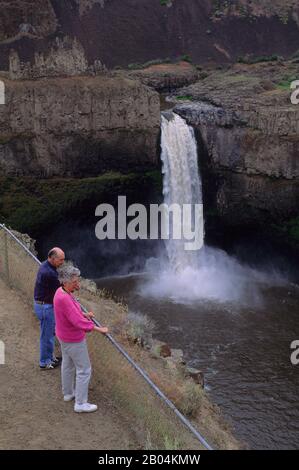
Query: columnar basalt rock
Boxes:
[{"xmin": 0, "ymin": 75, "xmax": 160, "ymax": 177}]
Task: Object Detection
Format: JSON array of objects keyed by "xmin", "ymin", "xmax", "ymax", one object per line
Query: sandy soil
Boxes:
[{"xmin": 0, "ymin": 277, "xmax": 138, "ymax": 450}]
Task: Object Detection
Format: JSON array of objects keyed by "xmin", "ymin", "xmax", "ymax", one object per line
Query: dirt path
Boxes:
[{"xmin": 0, "ymin": 277, "xmax": 138, "ymax": 450}]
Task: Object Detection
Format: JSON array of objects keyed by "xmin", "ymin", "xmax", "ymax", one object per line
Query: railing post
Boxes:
[{"xmin": 3, "ymin": 229, "xmax": 10, "ymax": 286}]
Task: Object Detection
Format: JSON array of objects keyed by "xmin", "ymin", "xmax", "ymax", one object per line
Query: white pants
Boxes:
[{"xmin": 59, "ymin": 339, "xmax": 92, "ymax": 405}]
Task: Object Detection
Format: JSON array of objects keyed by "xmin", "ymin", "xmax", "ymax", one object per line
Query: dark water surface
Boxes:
[{"xmin": 96, "ymin": 272, "xmax": 299, "ymax": 450}]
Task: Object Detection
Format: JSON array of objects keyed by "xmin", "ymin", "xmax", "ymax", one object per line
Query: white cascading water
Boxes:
[
  {"xmin": 141, "ymin": 112, "xmax": 283, "ymax": 304},
  {"xmin": 160, "ymin": 112, "xmax": 204, "ymax": 272}
]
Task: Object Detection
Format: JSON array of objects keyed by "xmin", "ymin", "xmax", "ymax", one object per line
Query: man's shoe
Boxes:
[
  {"xmin": 40, "ymin": 363, "xmax": 57, "ymax": 370},
  {"xmin": 74, "ymin": 403, "xmax": 98, "ymax": 413},
  {"xmin": 52, "ymin": 356, "xmax": 62, "ymax": 365},
  {"xmin": 64, "ymin": 394, "xmax": 75, "ymax": 402}
]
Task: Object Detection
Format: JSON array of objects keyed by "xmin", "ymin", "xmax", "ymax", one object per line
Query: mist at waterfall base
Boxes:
[{"xmin": 139, "ymin": 245, "xmax": 287, "ymax": 306}]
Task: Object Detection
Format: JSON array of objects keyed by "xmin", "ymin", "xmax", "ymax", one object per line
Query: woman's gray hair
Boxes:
[{"xmin": 57, "ymin": 262, "xmax": 80, "ymax": 284}]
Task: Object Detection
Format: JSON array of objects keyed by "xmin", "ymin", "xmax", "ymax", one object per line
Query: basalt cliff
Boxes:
[
  {"xmin": 0, "ymin": 75, "xmax": 160, "ymax": 177},
  {"xmin": 173, "ymin": 61, "xmax": 299, "ymax": 231},
  {"xmin": 0, "ymin": 0, "xmax": 298, "ymax": 71},
  {"xmin": 0, "ymin": 0, "xmax": 298, "ymax": 244}
]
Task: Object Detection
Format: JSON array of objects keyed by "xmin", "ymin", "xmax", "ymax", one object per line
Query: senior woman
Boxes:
[{"xmin": 53, "ymin": 263, "xmax": 108, "ymax": 413}]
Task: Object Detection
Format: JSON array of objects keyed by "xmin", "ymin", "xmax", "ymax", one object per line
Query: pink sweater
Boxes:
[{"xmin": 53, "ymin": 287, "xmax": 95, "ymax": 343}]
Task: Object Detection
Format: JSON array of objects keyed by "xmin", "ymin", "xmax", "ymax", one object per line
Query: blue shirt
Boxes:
[{"xmin": 34, "ymin": 260, "xmax": 60, "ymax": 304}]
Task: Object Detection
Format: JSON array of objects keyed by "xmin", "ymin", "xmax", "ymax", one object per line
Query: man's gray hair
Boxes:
[{"xmin": 57, "ymin": 263, "xmax": 80, "ymax": 284}]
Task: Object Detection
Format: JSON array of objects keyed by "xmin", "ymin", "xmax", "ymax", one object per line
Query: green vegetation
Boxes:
[
  {"xmin": 277, "ymin": 74, "xmax": 298, "ymax": 90},
  {"xmin": 163, "ymin": 436, "xmax": 181, "ymax": 451},
  {"xmin": 178, "ymin": 381, "xmax": 204, "ymax": 418},
  {"xmin": 237, "ymin": 54, "xmax": 281, "ymax": 64},
  {"xmin": 125, "ymin": 312, "xmax": 156, "ymax": 346},
  {"xmin": 179, "ymin": 54, "xmax": 192, "ymax": 63},
  {"xmin": 288, "ymin": 218, "xmax": 299, "ymax": 243},
  {"xmin": 149, "ymin": 369, "xmax": 204, "ymax": 419},
  {"xmin": 143, "ymin": 169, "xmax": 163, "ymax": 194},
  {"xmin": 0, "ymin": 171, "xmax": 163, "ymax": 236},
  {"xmin": 175, "ymin": 95, "xmax": 193, "ymax": 101},
  {"xmin": 272, "ymin": 217, "xmax": 299, "ymax": 246},
  {"xmin": 212, "ymin": 0, "xmax": 233, "ymax": 17},
  {"xmin": 160, "ymin": 0, "xmax": 174, "ymax": 6},
  {"xmin": 220, "ymin": 73, "xmax": 258, "ymax": 85},
  {"xmin": 277, "ymin": 11, "xmax": 289, "ymax": 24},
  {"xmin": 212, "ymin": 0, "xmax": 295, "ymax": 23},
  {"xmin": 279, "ymin": 217, "xmax": 299, "ymax": 244}
]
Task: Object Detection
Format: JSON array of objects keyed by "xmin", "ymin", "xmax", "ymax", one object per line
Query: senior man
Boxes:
[
  {"xmin": 34, "ymin": 247, "xmax": 65, "ymax": 369},
  {"xmin": 54, "ymin": 263, "xmax": 108, "ymax": 413}
]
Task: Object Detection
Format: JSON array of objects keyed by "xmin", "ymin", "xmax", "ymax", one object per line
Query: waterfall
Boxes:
[
  {"xmin": 139, "ymin": 112, "xmax": 281, "ymax": 306},
  {"xmin": 160, "ymin": 112, "xmax": 204, "ymax": 272},
  {"xmin": 141, "ymin": 112, "xmax": 279, "ymax": 304}
]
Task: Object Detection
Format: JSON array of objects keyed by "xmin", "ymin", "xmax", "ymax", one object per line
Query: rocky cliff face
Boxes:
[
  {"xmin": 7, "ymin": 36, "xmax": 104, "ymax": 80},
  {"xmin": 0, "ymin": 74, "xmax": 160, "ymax": 176},
  {"xmin": 0, "ymin": 0, "xmax": 298, "ymax": 74},
  {"xmin": 0, "ymin": 0, "xmax": 298, "ymax": 237},
  {"xmin": 173, "ymin": 62, "xmax": 299, "ymax": 227}
]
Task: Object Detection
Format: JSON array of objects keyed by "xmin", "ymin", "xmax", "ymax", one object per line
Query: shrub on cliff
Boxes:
[{"xmin": 237, "ymin": 54, "xmax": 281, "ymax": 64}]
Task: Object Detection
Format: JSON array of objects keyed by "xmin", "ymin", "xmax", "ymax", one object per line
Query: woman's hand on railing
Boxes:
[
  {"xmin": 94, "ymin": 325, "xmax": 109, "ymax": 335},
  {"xmin": 84, "ymin": 311, "xmax": 95, "ymax": 319}
]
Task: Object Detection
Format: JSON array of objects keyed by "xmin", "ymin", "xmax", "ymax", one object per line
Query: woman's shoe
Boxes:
[
  {"xmin": 64, "ymin": 394, "xmax": 75, "ymax": 402},
  {"xmin": 74, "ymin": 403, "xmax": 98, "ymax": 413}
]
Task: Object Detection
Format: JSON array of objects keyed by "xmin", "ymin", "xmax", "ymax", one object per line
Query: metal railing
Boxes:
[{"xmin": 0, "ymin": 223, "xmax": 213, "ymax": 450}]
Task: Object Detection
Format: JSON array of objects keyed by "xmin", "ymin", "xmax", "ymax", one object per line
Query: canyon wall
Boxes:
[
  {"xmin": 174, "ymin": 63, "xmax": 299, "ymax": 226},
  {"xmin": 0, "ymin": 75, "xmax": 160, "ymax": 176},
  {"xmin": 0, "ymin": 0, "xmax": 298, "ymax": 74}
]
